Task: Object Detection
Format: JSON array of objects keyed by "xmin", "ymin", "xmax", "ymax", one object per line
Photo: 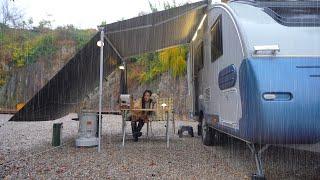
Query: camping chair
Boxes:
[{"xmin": 147, "ymin": 97, "xmax": 175, "ymax": 148}]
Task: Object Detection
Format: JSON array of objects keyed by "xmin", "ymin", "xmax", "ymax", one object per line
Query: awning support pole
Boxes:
[{"xmin": 98, "ymin": 27, "xmax": 105, "ymax": 153}]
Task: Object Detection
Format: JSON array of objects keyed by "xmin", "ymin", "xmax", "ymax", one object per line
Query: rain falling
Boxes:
[{"xmin": 0, "ymin": 0, "xmax": 320, "ymax": 179}]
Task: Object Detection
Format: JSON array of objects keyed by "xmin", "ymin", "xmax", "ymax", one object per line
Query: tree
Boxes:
[
  {"xmin": 0, "ymin": 0, "xmax": 23, "ymax": 27},
  {"xmin": 38, "ymin": 19, "xmax": 51, "ymax": 29},
  {"xmin": 138, "ymin": 11, "xmax": 147, "ymax": 16},
  {"xmin": 148, "ymin": 0, "xmax": 180, "ymax": 12},
  {"xmin": 23, "ymin": 17, "xmax": 33, "ymax": 29},
  {"xmin": 37, "ymin": 19, "xmax": 52, "ymax": 32},
  {"xmin": 100, "ymin": 21, "xmax": 107, "ymax": 26},
  {"xmin": 148, "ymin": 1, "xmax": 158, "ymax": 12}
]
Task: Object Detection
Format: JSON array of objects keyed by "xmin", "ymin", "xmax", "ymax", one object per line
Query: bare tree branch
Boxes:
[{"xmin": 0, "ymin": 0, "xmax": 24, "ymax": 27}]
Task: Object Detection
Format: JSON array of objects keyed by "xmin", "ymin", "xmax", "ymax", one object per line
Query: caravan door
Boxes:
[{"xmin": 209, "ymin": 9, "xmax": 243, "ymax": 130}]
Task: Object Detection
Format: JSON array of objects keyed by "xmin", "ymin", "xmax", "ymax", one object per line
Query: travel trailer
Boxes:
[{"xmin": 188, "ymin": 0, "xmax": 320, "ymax": 178}]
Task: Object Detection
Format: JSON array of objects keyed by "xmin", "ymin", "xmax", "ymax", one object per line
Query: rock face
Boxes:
[
  {"xmin": 0, "ymin": 61, "xmax": 47, "ymax": 107},
  {"xmin": 81, "ymin": 70, "xmax": 121, "ymax": 111},
  {"xmin": 0, "ymin": 46, "xmax": 189, "ymax": 118},
  {"xmin": 81, "ymin": 70, "xmax": 189, "ymax": 118},
  {"xmin": 0, "ymin": 45, "xmax": 75, "ymax": 108}
]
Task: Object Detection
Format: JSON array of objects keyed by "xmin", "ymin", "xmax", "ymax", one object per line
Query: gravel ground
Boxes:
[{"xmin": 1, "ymin": 114, "xmax": 320, "ymax": 179}]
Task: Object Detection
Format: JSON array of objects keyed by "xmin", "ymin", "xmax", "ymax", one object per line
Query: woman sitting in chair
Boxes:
[{"xmin": 131, "ymin": 90, "xmax": 154, "ymax": 142}]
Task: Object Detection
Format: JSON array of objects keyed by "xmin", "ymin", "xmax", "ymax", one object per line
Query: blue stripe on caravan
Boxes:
[{"xmin": 238, "ymin": 57, "xmax": 320, "ymax": 144}]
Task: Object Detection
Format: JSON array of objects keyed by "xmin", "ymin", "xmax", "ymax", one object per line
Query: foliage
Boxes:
[
  {"xmin": 159, "ymin": 46, "xmax": 187, "ymax": 77},
  {"xmin": 1, "ymin": 29, "xmax": 57, "ymax": 67},
  {"xmin": 56, "ymin": 25, "xmax": 95, "ymax": 50},
  {"xmin": 0, "ymin": 24, "xmax": 96, "ymax": 87},
  {"xmin": 100, "ymin": 21, "xmax": 107, "ymax": 26},
  {"xmin": 73, "ymin": 29, "xmax": 95, "ymax": 50},
  {"xmin": 129, "ymin": 46, "xmax": 188, "ymax": 84},
  {"xmin": 148, "ymin": 0, "xmax": 180, "ymax": 11},
  {"xmin": 148, "ymin": 1, "xmax": 158, "ymax": 12},
  {"xmin": 128, "ymin": 0, "xmax": 189, "ymax": 84},
  {"xmin": 0, "ymin": 70, "xmax": 6, "ymax": 87},
  {"xmin": 15, "ymin": 34, "xmax": 56, "ymax": 67},
  {"xmin": 38, "ymin": 19, "xmax": 51, "ymax": 29},
  {"xmin": 1, "ymin": 25, "xmax": 95, "ymax": 67}
]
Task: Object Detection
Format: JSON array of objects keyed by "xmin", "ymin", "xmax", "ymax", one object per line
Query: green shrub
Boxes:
[
  {"xmin": 11, "ymin": 34, "xmax": 57, "ymax": 67},
  {"xmin": 129, "ymin": 46, "xmax": 188, "ymax": 84}
]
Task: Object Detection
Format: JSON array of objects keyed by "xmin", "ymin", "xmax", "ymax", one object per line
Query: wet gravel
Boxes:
[{"xmin": 0, "ymin": 114, "xmax": 320, "ymax": 179}]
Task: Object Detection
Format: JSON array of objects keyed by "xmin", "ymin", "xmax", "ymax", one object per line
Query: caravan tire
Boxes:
[
  {"xmin": 201, "ymin": 118, "xmax": 215, "ymax": 146},
  {"xmin": 201, "ymin": 118, "xmax": 226, "ymax": 146},
  {"xmin": 251, "ymin": 173, "xmax": 266, "ymax": 180}
]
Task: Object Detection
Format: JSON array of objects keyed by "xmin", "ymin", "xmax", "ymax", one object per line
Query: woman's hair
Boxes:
[{"xmin": 141, "ymin": 90, "xmax": 152, "ymax": 108}]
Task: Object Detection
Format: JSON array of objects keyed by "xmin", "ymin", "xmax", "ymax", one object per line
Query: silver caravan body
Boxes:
[{"xmin": 188, "ymin": 0, "xmax": 320, "ymax": 144}]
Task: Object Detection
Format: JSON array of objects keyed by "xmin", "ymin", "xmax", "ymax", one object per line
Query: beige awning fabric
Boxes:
[
  {"xmin": 104, "ymin": 1, "xmax": 207, "ymax": 58},
  {"xmin": 9, "ymin": 1, "xmax": 208, "ymax": 121}
]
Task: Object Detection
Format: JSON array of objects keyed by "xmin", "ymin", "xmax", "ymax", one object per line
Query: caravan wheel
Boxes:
[
  {"xmin": 201, "ymin": 118, "xmax": 226, "ymax": 146},
  {"xmin": 201, "ymin": 118, "xmax": 215, "ymax": 146}
]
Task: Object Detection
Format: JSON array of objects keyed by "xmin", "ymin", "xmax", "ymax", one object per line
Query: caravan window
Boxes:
[{"xmin": 211, "ymin": 15, "xmax": 223, "ymax": 62}]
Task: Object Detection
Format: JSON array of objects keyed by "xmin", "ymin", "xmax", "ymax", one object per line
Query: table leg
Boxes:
[
  {"xmin": 150, "ymin": 121, "xmax": 153, "ymax": 136},
  {"xmin": 172, "ymin": 113, "xmax": 175, "ymax": 134},
  {"xmin": 147, "ymin": 122, "xmax": 149, "ymax": 139},
  {"xmin": 122, "ymin": 111, "xmax": 126, "ymax": 147},
  {"xmin": 166, "ymin": 111, "xmax": 169, "ymax": 148}
]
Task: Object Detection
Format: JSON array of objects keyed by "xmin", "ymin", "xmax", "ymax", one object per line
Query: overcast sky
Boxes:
[{"xmin": 13, "ymin": 0, "xmax": 199, "ymax": 29}]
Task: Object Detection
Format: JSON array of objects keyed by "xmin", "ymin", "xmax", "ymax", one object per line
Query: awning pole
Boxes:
[{"xmin": 98, "ymin": 27, "xmax": 105, "ymax": 153}]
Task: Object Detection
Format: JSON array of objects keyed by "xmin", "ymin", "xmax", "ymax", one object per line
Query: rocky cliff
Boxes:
[{"xmin": 0, "ymin": 43, "xmax": 76, "ymax": 108}]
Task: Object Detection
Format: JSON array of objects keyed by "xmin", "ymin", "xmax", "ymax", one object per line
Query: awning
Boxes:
[
  {"xmin": 9, "ymin": 1, "xmax": 208, "ymax": 121},
  {"xmin": 105, "ymin": 1, "xmax": 207, "ymax": 58}
]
